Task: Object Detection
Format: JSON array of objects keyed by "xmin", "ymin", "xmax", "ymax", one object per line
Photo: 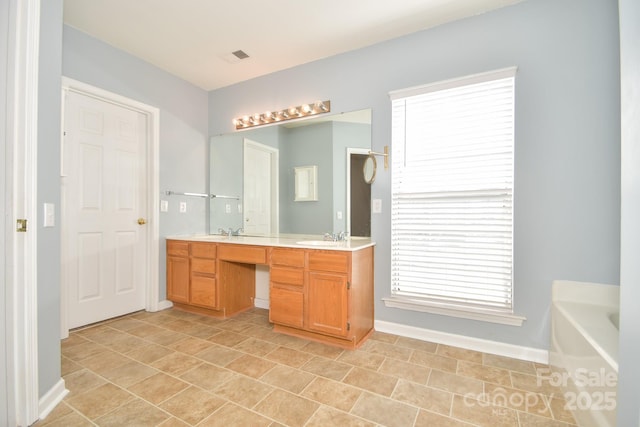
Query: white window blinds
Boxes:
[{"xmin": 390, "ymin": 67, "xmax": 516, "ymax": 314}]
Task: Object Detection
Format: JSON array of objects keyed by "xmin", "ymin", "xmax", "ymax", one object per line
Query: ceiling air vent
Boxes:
[
  {"xmin": 220, "ymin": 49, "xmax": 250, "ymax": 64},
  {"xmin": 232, "ymin": 50, "xmax": 249, "ymax": 60}
]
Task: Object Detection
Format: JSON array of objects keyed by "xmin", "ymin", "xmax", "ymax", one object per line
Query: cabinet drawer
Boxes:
[
  {"xmin": 191, "ymin": 276, "xmax": 217, "ymax": 308},
  {"xmin": 218, "ymin": 244, "xmax": 267, "ymax": 264},
  {"xmin": 270, "ymin": 266, "xmax": 304, "ymax": 287},
  {"xmin": 167, "ymin": 240, "xmax": 189, "ymax": 257},
  {"xmin": 270, "ymin": 286, "xmax": 303, "ymax": 328},
  {"xmin": 191, "ymin": 242, "xmax": 216, "ymax": 259},
  {"xmin": 271, "ymin": 248, "xmax": 305, "ymax": 268},
  {"xmin": 191, "ymin": 257, "xmax": 216, "ymax": 275},
  {"xmin": 308, "ymin": 251, "xmax": 349, "ymax": 273}
]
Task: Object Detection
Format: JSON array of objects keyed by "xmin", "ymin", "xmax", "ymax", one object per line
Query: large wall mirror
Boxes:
[{"xmin": 209, "ymin": 109, "xmax": 372, "ymax": 237}]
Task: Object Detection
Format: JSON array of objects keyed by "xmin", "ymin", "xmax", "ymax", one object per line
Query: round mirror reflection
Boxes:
[{"xmin": 363, "ymin": 155, "xmax": 377, "ymax": 184}]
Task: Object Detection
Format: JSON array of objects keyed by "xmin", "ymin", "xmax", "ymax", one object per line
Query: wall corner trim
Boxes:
[
  {"xmin": 374, "ymin": 320, "xmax": 548, "ymax": 364},
  {"xmin": 38, "ymin": 379, "xmax": 68, "ymax": 422}
]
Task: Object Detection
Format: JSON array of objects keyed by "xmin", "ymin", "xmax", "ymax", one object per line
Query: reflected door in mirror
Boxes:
[{"xmin": 350, "ymin": 153, "xmax": 371, "ymax": 237}]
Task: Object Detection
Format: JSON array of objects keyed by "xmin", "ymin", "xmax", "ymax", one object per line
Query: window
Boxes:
[{"xmin": 385, "ymin": 67, "xmax": 524, "ymax": 326}]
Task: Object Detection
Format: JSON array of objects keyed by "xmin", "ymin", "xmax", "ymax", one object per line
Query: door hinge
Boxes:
[
  {"xmin": 16, "ymin": 219, "xmax": 27, "ymax": 232},
  {"xmin": 347, "ymin": 322, "xmax": 351, "ymax": 331},
  {"xmin": 347, "ymin": 281, "xmax": 351, "ymax": 290}
]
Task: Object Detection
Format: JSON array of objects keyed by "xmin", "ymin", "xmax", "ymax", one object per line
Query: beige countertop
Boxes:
[{"xmin": 166, "ymin": 234, "xmax": 375, "ymax": 252}]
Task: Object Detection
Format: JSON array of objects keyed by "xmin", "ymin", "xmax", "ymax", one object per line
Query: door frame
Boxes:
[
  {"xmin": 243, "ymin": 138, "xmax": 279, "ymax": 235},
  {"xmin": 60, "ymin": 77, "xmax": 160, "ymax": 338},
  {"xmin": 346, "ymin": 147, "xmax": 370, "ymax": 236},
  {"xmin": 4, "ymin": 0, "xmax": 40, "ymax": 424}
]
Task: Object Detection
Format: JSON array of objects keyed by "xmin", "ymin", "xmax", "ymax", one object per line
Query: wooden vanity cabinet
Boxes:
[
  {"xmin": 269, "ymin": 248, "xmax": 305, "ymax": 328},
  {"xmin": 189, "ymin": 242, "xmax": 218, "ymax": 309},
  {"xmin": 167, "ymin": 241, "xmax": 189, "ymax": 304},
  {"xmin": 270, "ymin": 246, "xmax": 374, "ymax": 349}
]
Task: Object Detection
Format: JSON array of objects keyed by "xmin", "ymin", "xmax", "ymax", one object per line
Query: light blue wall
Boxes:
[
  {"xmin": 62, "ymin": 25, "xmax": 210, "ymax": 302},
  {"xmin": 617, "ymin": 0, "xmax": 640, "ymax": 424},
  {"xmin": 208, "ymin": 0, "xmax": 621, "ymax": 349},
  {"xmin": 38, "ymin": 0, "xmax": 63, "ymax": 397}
]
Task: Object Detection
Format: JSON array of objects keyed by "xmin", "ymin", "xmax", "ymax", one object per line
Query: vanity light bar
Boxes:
[{"xmin": 233, "ymin": 100, "xmax": 331, "ymax": 130}]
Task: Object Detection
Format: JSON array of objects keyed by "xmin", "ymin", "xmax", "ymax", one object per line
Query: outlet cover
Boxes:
[{"xmin": 179, "ymin": 202, "xmax": 187, "ymax": 213}]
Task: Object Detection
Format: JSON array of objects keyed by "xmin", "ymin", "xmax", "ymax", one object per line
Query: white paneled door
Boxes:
[
  {"xmin": 243, "ymin": 139, "xmax": 278, "ymax": 236},
  {"xmin": 62, "ymin": 90, "xmax": 148, "ymax": 329}
]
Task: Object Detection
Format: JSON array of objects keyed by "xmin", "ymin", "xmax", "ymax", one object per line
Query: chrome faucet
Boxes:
[
  {"xmin": 323, "ymin": 231, "xmax": 349, "ymax": 241},
  {"xmin": 218, "ymin": 227, "xmax": 243, "ymax": 237}
]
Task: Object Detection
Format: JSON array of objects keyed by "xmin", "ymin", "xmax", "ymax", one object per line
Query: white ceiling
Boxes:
[{"xmin": 63, "ymin": 0, "xmax": 521, "ymax": 91}]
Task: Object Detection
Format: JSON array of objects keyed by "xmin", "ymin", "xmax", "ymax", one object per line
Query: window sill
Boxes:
[{"xmin": 382, "ymin": 296, "xmax": 526, "ymax": 326}]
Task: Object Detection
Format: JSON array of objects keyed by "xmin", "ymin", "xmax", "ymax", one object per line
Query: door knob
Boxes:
[{"xmin": 137, "ymin": 218, "xmax": 147, "ymax": 225}]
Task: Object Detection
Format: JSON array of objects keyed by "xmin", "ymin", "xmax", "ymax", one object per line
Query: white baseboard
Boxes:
[
  {"xmin": 254, "ymin": 298, "xmax": 269, "ymax": 310},
  {"xmin": 374, "ymin": 320, "xmax": 548, "ymax": 364},
  {"xmin": 38, "ymin": 378, "xmax": 68, "ymax": 421},
  {"xmin": 154, "ymin": 300, "xmax": 174, "ymax": 312}
]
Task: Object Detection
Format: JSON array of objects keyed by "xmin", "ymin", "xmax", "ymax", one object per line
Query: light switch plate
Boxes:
[
  {"xmin": 372, "ymin": 199, "xmax": 382, "ymax": 214},
  {"xmin": 179, "ymin": 202, "xmax": 187, "ymax": 213},
  {"xmin": 160, "ymin": 200, "xmax": 169, "ymax": 212},
  {"xmin": 43, "ymin": 203, "xmax": 55, "ymax": 227}
]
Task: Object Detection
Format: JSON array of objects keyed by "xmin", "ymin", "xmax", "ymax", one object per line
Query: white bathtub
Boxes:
[{"xmin": 549, "ymin": 280, "xmax": 619, "ymax": 427}]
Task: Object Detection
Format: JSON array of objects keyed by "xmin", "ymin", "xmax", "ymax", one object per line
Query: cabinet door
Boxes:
[
  {"xmin": 307, "ymin": 271, "xmax": 348, "ymax": 337},
  {"xmin": 167, "ymin": 255, "xmax": 189, "ymax": 303},
  {"xmin": 270, "ymin": 286, "xmax": 304, "ymax": 328},
  {"xmin": 191, "ymin": 275, "xmax": 218, "ymax": 308}
]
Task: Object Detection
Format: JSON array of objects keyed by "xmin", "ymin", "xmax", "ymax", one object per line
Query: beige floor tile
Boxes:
[
  {"xmin": 301, "ymin": 341, "xmax": 345, "ymax": 359},
  {"xmin": 144, "ymin": 329, "xmax": 188, "ymax": 346},
  {"xmin": 343, "ymin": 367, "xmax": 398, "ymax": 396},
  {"xmin": 216, "ymin": 318, "xmax": 256, "ymax": 333},
  {"xmin": 125, "ymin": 323, "xmax": 166, "ymax": 338},
  {"xmin": 125, "ymin": 342, "xmax": 174, "ymax": 364},
  {"xmin": 195, "ymin": 343, "xmax": 244, "ymax": 366},
  {"xmin": 394, "ymin": 336, "xmax": 438, "ymax": 353},
  {"xmin": 378, "ymin": 358, "xmax": 431, "ymax": 384},
  {"xmin": 260, "ymin": 364, "xmax": 315, "ymax": 393},
  {"xmin": 306, "ymin": 405, "xmax": 375, "ymax": 427},
  {"xmin": 199, "ymin": 402, "xmax": 272, "ymax": 427},
  {"xmin": 264, "ymin": 330, "xmax": 310, "ymax": 349},
  {"xmin": 510, "ymin": 371, "xmax": 564, "ymax": 396},
  {"xmin": 107, "ymin": 317, "xmax": 146, "ymax": 332},
  {"xmin": 225, "ymin": 354, "xmax": 277, "ymax": 378},
  {"xmin": 62, "ymin": 340, "xmax": 109, "ymax": 362},
  {"xmin": 254, "ymin": 389, "xmax": 319, "ymax": 427},
  {"xmin": 180, "ymin": 323, "xmax": 221, "ymax": 339},
  {"xmin": 517, "ymin": 411, "xmax": 578, "ymax": 426},
  {"xmin": 128, "ymin": 372, "xmax": 190, "ymax": 404},
  {"xmin": 78, "ymin": 349, "xmax": 130, "ymax": 374},
  {"xmin": 350, "ymin": 392, "xmax": 419, "ymax": 427},
  {"xmin": 150, "ymin": 351, "xmax": 202, "ymax": 376},
  {"xmin": 484, "ymin": 352, "xmax": 537, "ymax": 375},
  {"xmin": 94, "ymin": 397, "xmax": 170, "ymax": 426},
  {"xmin": 179, "ymin": 362, "xmax": 235, "ymax": 391},
  {"xmin": 168, "ymin": 336, "xmax": 214, "ymax": 355},
  {"xmin": 365, "ymin": 341, "xmax": 413, "ymax": 361},
  {"xmin": 301, "ymin": 377, "xmax": 363, "ymax": 412},
  {"xmin": 337, "ymin": 349, "xmax": 385, "ymax": 370},
  {"xmin": 391, "ymin": 379, "xmax": 452, "ymax": 415},
  {"xmin": 437, "ymin": 344, "xmax": 484, "ymax": 363},
  {"xmin": 213, "ymin": 374, "xmax": 274, "ymax": 407},
  {"xmin": 265, "ymin": 346, "xmax": 313, "ymax": 367},
  {"xmin": 457, "ymin": 360, "xmax": 513, "ymax": 387},
  {"xmin": 157, "ymin": 416, "xmax": 191, "ymax": 427},
  {"xmin": 61, "ymin": 356, "xmax": 83, "ymax": 377},
  {"xmin": 104, "ymin": 334, "xmax": 148, "ymax": 354},
  {"xmin": 547, "ymin": 395, "xmax": 578, "ymax": 424},
  {"xmin": 33, "ymin": 401, "xmax": 74, "ymax": 426},
  {"xmin": 100, "ymin": 359, "xmax": 157, "ymax": 388},
  {"xmin": 301, "ymin": 356, "xmax": 353, "ymax": 381},
  {"xmin": 65, "ymin": 382, "xmax": 133, "ymax": 420},
  {"xmin": 483, "ymin": 382, "xmax": 551, "ymax": 417},
  {"xmin": 233, "ymin": 336, "xmax": 278, "ymax": 356},
  {"xmin": 369, "ymin": 331, "xmax": 399, "ymax": 344},
  {"xmin": 163, "ymin": 319, "xmax": 198, "ymax": 333},
  {"xmin": 159, "ymin": 386, "xmax": 226, "ymax": 425},
  {"xmin": 36, "ymin": 411, "xmax": 94, "ymax": 427},
  {"xmin": 451, "ymin": 394, "xmax": 519, "ymax": 427},
  {"xmin": 410, "ymin": 350, "xmax": 458, "ymax": 373},
  {"xmin": 208, "ymin": 330, "xmax": 250, "ymax": 347},
  {"xmin": 414, "ymin": 409, "xmax": 476, "ymax": 427},
  {"xmin": 61, "ymin": 334, "xmax": 89, "ymax": 351},
  {"xmin": 428, "ymin": 369, "xmax": 484, "ymax": 396},
  {"xmin": 63, "ymin": 369, "xmax": 107, "ymax": 397}
]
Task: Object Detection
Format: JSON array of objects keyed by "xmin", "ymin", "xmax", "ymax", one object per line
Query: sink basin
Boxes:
[{"xmin": 296, "ymin": 240, "xmax": 345, "ymax": 247}]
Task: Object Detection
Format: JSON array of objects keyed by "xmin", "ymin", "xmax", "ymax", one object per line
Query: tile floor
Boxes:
[{"xmin": 37, "ymin": 308, "xmax": 577, "ymax": 427}]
